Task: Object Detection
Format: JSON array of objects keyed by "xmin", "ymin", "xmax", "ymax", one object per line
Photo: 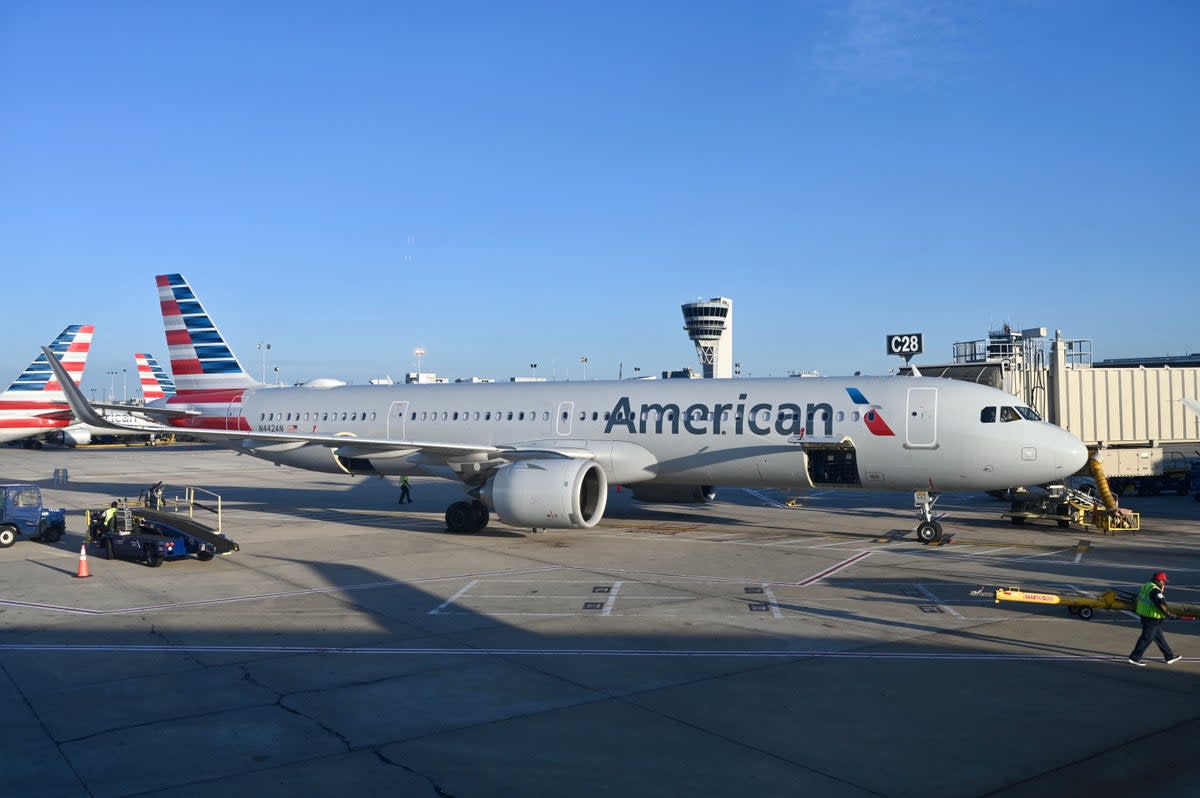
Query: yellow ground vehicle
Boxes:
[{"xmin": 975, "ymin": 586, "xmax": 1200, "ymax": 620}]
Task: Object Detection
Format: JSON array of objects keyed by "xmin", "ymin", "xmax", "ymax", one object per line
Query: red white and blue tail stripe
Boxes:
[
  {"xmin": 2, "ymin": 324, "xmax": 94, "ymax": 399},
  {"xmin": 157, "ymin": 274, "xmax": 259, "ymax": 395},
  {"xmin": 0, "ymin": 325, "xmax": 94, "ymax": 442},
  {"xmin": 135, "ymin": 353, "xmax": 176, "ymax": 401}
]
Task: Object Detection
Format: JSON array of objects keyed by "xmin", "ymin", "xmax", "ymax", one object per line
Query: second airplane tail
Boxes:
[
  {"xmin": 1, "ymin": 324, "xmax": 94, "ymax": 402},
  {"xmin": 135, "ymin": 353, "xmax": 176, "ymax": 401},
  {"xmin": 156, "ymin": 274, "xmax": 260, "ymax": 395}
]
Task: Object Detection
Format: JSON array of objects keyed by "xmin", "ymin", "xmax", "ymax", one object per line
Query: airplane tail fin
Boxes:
[
  {"xmin": 135, "ymin": 353, "xmax": 176, "ymax": 401},
  {"xmin": 156, "ymin": 274, "xmax": 260, "ymax": 395},
  {"xmin": 1, "ymin": 325, "xmax": 94, "ymax": 402}
]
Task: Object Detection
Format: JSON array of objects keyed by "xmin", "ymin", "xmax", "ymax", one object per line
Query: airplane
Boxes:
[
  {"xmin": 57, "ymin": 353, "xmax": 176, "ymax": 446},
  {"xmin": 43, "ymin": 274, "xmax": 1089, "ymax": 543},
  {"xmin": 0, "ymin": 324, "xmax": 94, "ymax": 446},
  {"xmin": 136, "ymin": 353, "xmax": 176, "ymax": 401}
]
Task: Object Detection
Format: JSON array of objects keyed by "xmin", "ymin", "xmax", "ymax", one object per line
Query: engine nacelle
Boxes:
[
  {"xmin": 483, "ymin": 459, "xmax": 608, "ymax": 529},
  {"xmin": 630, "ymin": 484, "xmax": 716, "ymax": 503},
  {"xmin": 61, "ymin": 428, "xmax": 91, "ymax": 447}
]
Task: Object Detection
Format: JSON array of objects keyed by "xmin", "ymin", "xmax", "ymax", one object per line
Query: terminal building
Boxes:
[{"xmin": 681, "ymin": 297, "xmax": 733, "ymax": 378}]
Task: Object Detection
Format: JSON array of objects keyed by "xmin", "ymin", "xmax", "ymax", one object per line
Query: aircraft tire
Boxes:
[
  {"xmin": 446, "ymin": 501, "xmax": 477, "ymax": 534},
  {"xmin": 915, "ymin": 521, "xmax": 942, "ymax": 544},
  {"xmin": 471, "ymin": 500, "xmax": 489, "ymax": 531}
]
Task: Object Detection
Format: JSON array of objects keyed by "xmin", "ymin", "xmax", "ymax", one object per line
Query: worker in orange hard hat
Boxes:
[{"xmin": 1128, "ymin": 571, "xmax": 1182, "ymax": 666}]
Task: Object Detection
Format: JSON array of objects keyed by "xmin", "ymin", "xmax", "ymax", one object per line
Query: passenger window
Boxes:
[
  {"xmin": 518, "ymin": 411, "xmax": 525, "ymax": 420},
  {"xmin": 507, "ymin": 411, "xmax": 513, "ymax": 420},
  {"xmin": 453, "ymin": 412, "xmax": 459, "ymax": 421},
  {"xmin": 543, "ymin": 411, "xmax": 550, "ymax": 421},
  {"xmin": 981, "ymin": 407, "xmax": 996, "ymax": 423}
]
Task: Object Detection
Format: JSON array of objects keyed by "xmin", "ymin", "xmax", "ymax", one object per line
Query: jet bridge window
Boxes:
[{"xmin": 981, "ymin": 407, "xmax": 997, "ymax": 423}]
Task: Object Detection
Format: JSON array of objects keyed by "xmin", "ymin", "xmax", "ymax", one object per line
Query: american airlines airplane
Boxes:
[
  {"xmin": 58, "ymin": 353, "xmax": 176, "ymax": 446},
  {"xmin": 0, "ymin": 324, "xmax": 94, "ymax": 445},
  {"xmin": 45, "ymin": 274, "xmax": 1089, "ymax": 543}
]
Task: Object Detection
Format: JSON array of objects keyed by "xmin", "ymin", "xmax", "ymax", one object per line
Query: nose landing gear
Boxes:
[{"xmin": 914, "ymin": 490, "xmax": 945, "ymax": 544}]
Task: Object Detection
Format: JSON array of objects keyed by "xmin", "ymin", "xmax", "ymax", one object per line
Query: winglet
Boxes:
[{"xmin": 39, "ymin": 345, "xmax": 123, "ymax": 430}]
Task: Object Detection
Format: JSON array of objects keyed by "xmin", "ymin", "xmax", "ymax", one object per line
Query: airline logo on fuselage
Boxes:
[
  {"xmin": 604, "ymin": 394, "xmax": 832, "ymax": 437},
  {"xmin": 603, "ymin": 388, "xmax": 897, "ymax": 438}
]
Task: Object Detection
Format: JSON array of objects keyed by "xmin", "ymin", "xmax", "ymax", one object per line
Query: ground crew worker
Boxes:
[
  {"xmin": 1128, "ymin": 571, "xmax": 1182, "ymax": 666},
  {"xmin": 102, "ymin": 501, "xmax": 119, "ymax": 534},
  {"xmin": 398, "ymin": 475, "xmax": 412, "ymax": 504}
]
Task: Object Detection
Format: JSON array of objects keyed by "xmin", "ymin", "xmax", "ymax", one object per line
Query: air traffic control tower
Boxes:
[{"xmin": 681, "ymin": 297, "xmax": 733, "ymax": 378}]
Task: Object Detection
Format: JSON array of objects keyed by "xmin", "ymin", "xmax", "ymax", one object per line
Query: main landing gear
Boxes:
[
  {"xmin": 445, "ymin": 499, "xmax": 490, "ymax": 534},
  {"xmin": 913, "ymin": 490, "xmax": 944, "ymax": 544}
]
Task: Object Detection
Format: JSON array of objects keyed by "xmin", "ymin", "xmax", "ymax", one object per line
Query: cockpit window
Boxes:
[
  {"xmin": 1000, "ymin": 406, "xmax": 1020, "ymax": 422},
  {"xmin": 1016, "ymin": 405, "xmax": 1041, "ymax": 421},
  {"xmin": 981, "ymin": 407, "xmax": 996, "ymax": 423}
]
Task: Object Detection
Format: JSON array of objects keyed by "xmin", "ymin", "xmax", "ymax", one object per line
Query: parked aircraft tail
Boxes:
[
  {"xmin": 1, "ymin": 324, "xmax": 94, "ymax": 402},
  {"xmin": 156, "ymin": 274, "xmax": 260, "ymax": 395},
  {"xmin": 135, "ymin": 353, "xmax": 176, "ymax": 400}
]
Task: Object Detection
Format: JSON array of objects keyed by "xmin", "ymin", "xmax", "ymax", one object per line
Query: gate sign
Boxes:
[{"xmin": 886, "ymin": 333, "xmax": 924, "ymax": 358}]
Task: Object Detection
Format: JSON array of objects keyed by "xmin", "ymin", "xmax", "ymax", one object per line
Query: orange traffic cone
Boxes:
[{"xmin": 75, "ymin": 544, "xmax": 91, "ymax": 578}]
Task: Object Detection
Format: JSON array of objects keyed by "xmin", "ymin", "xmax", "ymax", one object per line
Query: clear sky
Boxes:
[{"xmin": 3, "ymin": 1, "xmax": 1197, "ymax": 399}]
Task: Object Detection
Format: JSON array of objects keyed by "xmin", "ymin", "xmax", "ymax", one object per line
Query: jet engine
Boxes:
[
  {"xmin": 483, "ymin": 459, "xmax": 607, "ymax": 529},
  {"xmin": 629, "ymin": 484, "xmax": 716, "ymax": 503},
  {"xmin": 61, "ymin": 428, "xmax": 91, "ymax": 447}
]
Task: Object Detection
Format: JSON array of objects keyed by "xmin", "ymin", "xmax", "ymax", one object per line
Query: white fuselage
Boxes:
[{"xmin": 160, "ymin": 375, "xmax": 1088, "ymax": 492}]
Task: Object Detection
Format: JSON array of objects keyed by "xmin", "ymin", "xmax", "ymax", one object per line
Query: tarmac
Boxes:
[{"xmin": 1, "ymin": 443, "xmax": 1198, "ymax": 797}]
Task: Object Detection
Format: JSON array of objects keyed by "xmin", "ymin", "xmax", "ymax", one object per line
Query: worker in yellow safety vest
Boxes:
[
  {"xmin": 102, "ymin": 501, "xmax": 119, "ymax": 534},
  {"xmin": 1127, "ymin": 571, "xmax": 1182, "ymax": 666}
]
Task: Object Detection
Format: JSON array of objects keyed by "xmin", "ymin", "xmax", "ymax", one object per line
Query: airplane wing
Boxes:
[{"xmin": 39, "ymin": 346, "xmax": 589, "ymax": 463}]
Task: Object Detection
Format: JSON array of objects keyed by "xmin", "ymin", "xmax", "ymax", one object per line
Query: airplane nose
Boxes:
[{"xmin": 1056, "ymin": 429, "xmax": 1089, "ymax": 475}]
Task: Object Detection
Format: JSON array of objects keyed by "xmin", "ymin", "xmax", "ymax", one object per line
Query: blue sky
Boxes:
[{"xmin": 3, "ymin": 1, "xmax": 1197, "ymax": 398}]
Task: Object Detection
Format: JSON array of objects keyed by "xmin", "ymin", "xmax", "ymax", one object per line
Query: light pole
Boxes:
[
  {"xmin": 273, "ymin": 366, "xmax": 280, "ymax": 386},
  {"xmin": 257, "ymin": 342, "xmax": 271, "ymax": 384},
  {"xmin": 580, "ymin": 356, "xmax": 588, "ymax": 381},
  {"xmin": 106, "ymin": 371, "xmax": 117, "ymax": 401},
  {"xmin": 90, "ymin": 388, "xmax": 97, "ymax": 401},
  {"xmin": 734, "ymin": 362, "xmax": 742, "ymax": 377},
  {"xmin": 530, "ymin": 363, "xmax": 537, "ymax": 380},
  {"xmin": 122, "ymin": 368, "xmax": 127, "ymax": 402},
  {"xmin": 415, "ymin": 347, "xmax": 425, "ymax": 375}
]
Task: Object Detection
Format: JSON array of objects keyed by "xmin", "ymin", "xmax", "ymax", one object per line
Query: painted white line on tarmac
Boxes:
[
  {"xmin": 428, "ymin": 579, "xmax": 479, "ymax": 615},
  {"xmin": 762, "ymin": 582, "xmax": 783, "ymax": 619},
  {"xmin": 602, "ymin": 581, "xmax": 623, "ymax": 616},
  {"xmin": 915, "ymin": 583, "xmax": 965, "ymax": 620},
  {"xmin": 0, "ymin": 643, "xmax": 1167, "ymax": 664},
  {"xmin": 796, "ymin": 551, "xmax": 873, "ymax": 586}
]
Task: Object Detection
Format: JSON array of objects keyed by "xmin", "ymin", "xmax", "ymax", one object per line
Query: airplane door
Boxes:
[
  {"xmin": 556, "ymin": 401, "xmax": 574, "ymax": 436},
  {"xmin": 387, "ymin": 401, "xmax": 409, "ymax": 440},
  {"xmin": 225, "ymin": 397, "xmax": 243, "ymax": 431},
  {"xmin": 906, "ymin": 387, "xmax": 938, "ymax": 448}
]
